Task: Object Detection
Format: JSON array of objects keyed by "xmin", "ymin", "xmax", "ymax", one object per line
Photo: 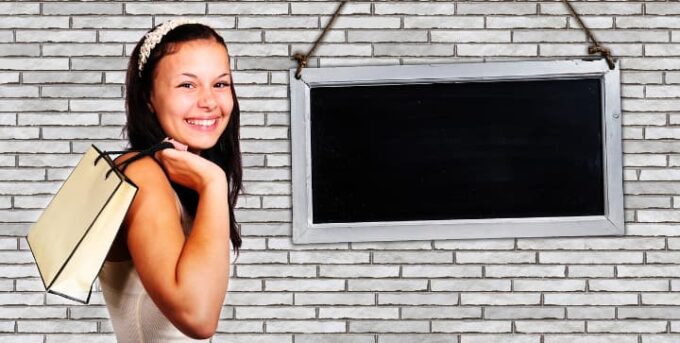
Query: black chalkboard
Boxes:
[{"xmin": 310, "ymin": 78, "xmax": 604, "ymax": 224}]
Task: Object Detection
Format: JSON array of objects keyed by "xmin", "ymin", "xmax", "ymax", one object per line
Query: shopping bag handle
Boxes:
[{"xmin": 94, "ymin": 141, "xmax": 174, "ymax": 179}]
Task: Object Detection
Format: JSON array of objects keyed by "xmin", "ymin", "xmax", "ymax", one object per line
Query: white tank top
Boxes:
[{"xmin": 98, "ymin": 192, "xmax": 211, "ymax": 342}]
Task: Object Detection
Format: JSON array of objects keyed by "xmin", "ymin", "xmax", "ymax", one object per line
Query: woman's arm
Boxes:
[{"xmin": 120, "ymin": 152, "xmax": 230, "ymax": 339}]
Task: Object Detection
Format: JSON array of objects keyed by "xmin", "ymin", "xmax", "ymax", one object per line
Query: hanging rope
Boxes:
[
  {"xmin": 291, "ymin": 0, "xmax": 616, "ymax": 79},
  {"xmin": 292, "ymin": 1, "xmax": 346, "ymax": 79},
  {"xmin": 562, "ymin": 0, "xmax": 616, "ymax": 69}
]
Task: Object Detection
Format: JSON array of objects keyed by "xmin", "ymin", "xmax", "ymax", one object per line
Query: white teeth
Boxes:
[{"xmin": 186, "ymin": 119, "xmax": 216, "ymax": 127}]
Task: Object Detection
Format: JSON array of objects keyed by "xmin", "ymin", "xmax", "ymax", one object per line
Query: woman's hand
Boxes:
[{"xmin": 152, "ymin": 148, "xmax": 226, "ymax": 192}]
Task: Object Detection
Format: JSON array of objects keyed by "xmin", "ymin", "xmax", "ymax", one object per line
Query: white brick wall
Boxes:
[{"xmin": 0, "ymin": 0, "xmax": 678, "ymax": 341}]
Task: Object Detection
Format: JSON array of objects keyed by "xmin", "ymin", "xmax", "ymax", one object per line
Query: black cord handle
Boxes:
[{"xmin": 95, "ymin": 141, "xmax": 174, "ymax": 179}]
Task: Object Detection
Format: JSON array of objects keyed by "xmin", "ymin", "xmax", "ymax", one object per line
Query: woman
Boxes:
[{"xmin": 98, "ymin": 19, "xmax": 243, "ymax": 342}]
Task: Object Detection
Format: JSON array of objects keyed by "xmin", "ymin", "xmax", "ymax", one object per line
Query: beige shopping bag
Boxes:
[{"xmin": 27, "ymin": 145, "xmax": 139, "ymax": 304}]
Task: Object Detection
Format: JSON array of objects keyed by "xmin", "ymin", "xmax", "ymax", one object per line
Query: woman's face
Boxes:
[{"xmin": 149, "ymin": 39, "xmax": 233, "ymax": 154}]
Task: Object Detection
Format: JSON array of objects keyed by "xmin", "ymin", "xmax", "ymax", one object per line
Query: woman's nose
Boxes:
[{"xmin": 198, "ymin": 87, "xmax": 217, "ymax": 109}]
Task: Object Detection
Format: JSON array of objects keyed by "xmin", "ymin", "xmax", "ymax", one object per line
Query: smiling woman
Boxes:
[{"xmin": 97, "ymin": 19, "xmax": 243, "ymax": 342}]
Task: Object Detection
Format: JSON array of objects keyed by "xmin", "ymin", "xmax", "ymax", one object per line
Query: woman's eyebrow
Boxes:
[{"xmin": 180, "ymin": 72, "xmax": 230, "ymax": 78}]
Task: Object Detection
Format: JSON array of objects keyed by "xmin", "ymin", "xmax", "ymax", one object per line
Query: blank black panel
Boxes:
[{"xmin": 310, "ymin": 78, "xmax": 604, "ymax": 224}]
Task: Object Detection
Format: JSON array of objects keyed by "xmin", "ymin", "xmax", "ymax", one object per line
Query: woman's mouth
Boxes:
[{"xmin": 185, "ymin": 117, "xmax": 218, "ymax": 131}]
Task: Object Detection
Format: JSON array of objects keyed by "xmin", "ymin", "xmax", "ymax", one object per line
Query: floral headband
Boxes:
[{"xmin": 137, "ymin": 18, "xmax": 204, "ymax": 76}]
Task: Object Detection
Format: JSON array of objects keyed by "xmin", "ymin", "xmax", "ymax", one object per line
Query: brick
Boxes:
[
  {"xmin": 23, "ymin": 72, "xmax": 102, "ymax": 84},
  {"xmin": 209, "ymin": 3, "xmax": 289, "ymax": 15},
  {"xmin": 435, "ymin": 239, "xmax": 514, "ymax": 250},
  {"xmin": 0, "ymin": 17, "xmax": 68, "ymax": 29},
  {"xmin": 290, "ymin": 3, "xmax": 370, "ymax": 15},
  {"xmin": 465, "ymin": 335, "xmax": 543, "ymax": 343},
  {"xmin": 642, "ymin": 335, "xmax": 680, "ymax": 343},
  {"xmin": 379, "ymin": 293, "xmax": 459, "ymax": 306},
  {"xmin": 619, "ymin": 266, "xmax": 680, "ymax": 277},
  {"xmin": 456, "ymin": 251, "xmax": 535, "ymax": 264},
  {"xmin": 266, "ymin": 279, "xmax": 345, "ymax": 292},
  {"xmin": 0, "ymin": 306, "xmax": 65, "ymax": 319},
  {"xmin": 625, "ymin": 223, "xmax": 680, "ymax": 236},
  {"xmin": 432, "ymin": 320, "xmax": 511, "ymax": 333},
  {"xmin": 151, "ymin": 16, "xmax": 236, "ymax": 31},
  {"xmin": 125, "ymin": 3, "xmax": 205, "ymax": 15},
  {"xmin": 642, "ymin": 293, "xmax": 680, "ymax": 305},
  {"xmin": 432, "ymin": 279, "xmax": 510, "ymax": 292},
  {"xmin": 239, "ymin": 17, "xmax": 318, "ymax": 29},
  {"xmin": 0, "ymin": 336, "xmax": 43, "ymax": 343},
  {"xmin": 588, "ymin": 320, "xmax": 667, "ymax": 333},
  {"xmin": 230, "ymin": 251, "xmax": 286, "ymax": 264},
  {"xmin": 16, "ymin": 30, "xmax": 96, "ymax": 43},
  {"xmin": 346, "ymin": 30, "xmax": 424, "ymax": 43},
  {"xmin": 545, "ymin": 335, "xmax": 636, "ymax": 343},
  {"xmin": 485, "ymin": 265, "xmax": 566, "ymax": 278},
  {"xmin": 267, "ymin": 320, "xmax": 345, "ymax": 333},
  {"xmin": 546, "ymin": 293, "xmax": 638, "ymax": 306},
  {"xmin": 646, "ymin": 252, "xmax": 680, "ymax": 264},
  {"xmin": 42, "ymin": 44, "xmax": 123, "ymax": 57},
  {"xmin": 461, "ymin": 293, "xmax": 540, "ymax": 306},
  {"xmin": 569, "ymin": 266, "xmax": 614, "ymax": 278},
  {"xmin": 541, "ymin": 3, "xmax": 641, "ymax": 15},
  {"xmin": 625, "ymin": 195, "xmax": 672, "ymax": 209},
  {"xmin": 458, "ymin": 3, "xmax": 537, "ymax": 15},
  {"xmin": 267, "ymin": 237, "xmax": 347, "ymax": 251},
  {"xmin": 0, "ymin": 127, "xmax": 40, "ymax": 139},
  {"xmin": 236, "ymin": 265, "xmax": 315, "ymax": 278},
  {"xmin": 319, "ymin": 265, "xmax": 397, "ymax": 278},
  {"xmin": 373, "ymin": 251, "xmax": 452, "ymax": 264},
  {"xmin": 620, "ymin": 306, "xmax": 680, "ymax": 319},
  {"xmin": 566, "ymin": 307, "xmax": 615, "ymax": 320},
  {"xmin": 375, "ymin": 43, "xmax": 452, "ymax": 57},
  {"xmin": 42, "ymin": 127, "xmax": 124, "ymax": 140},
  {"xmin": 18, "ymin": 113, "xmax": 99, "ymax": 126},
  {"xmin": 486, "ymin": 306, "xmax": 563, "ymax": 320},
  {"xmin": 17, "ymin": 320, "xmax": 97, "ymax": 333},
  {"xmin": 514, "ymin": 280, "xmax": 585, "ymax": 292},
  {"xmin": 265, "ymin": 154, "xmax": 290, "ymax": 167},
  {"xmin": 290, "ymin": 251, "xmax": 369, "ymax": 264},
  {"xmin": 69, "ymin": 100, "xmax": 125, "ymax": 112},
  {"xmin": 432, "ymin": 30, "xmax": 511, "ymax": 43},
  {"xmin": 638, "ymin": 210, "xmax": 680, "ymax": 222},
  {"xmin": 590, "ymin": 279, "xmax": 668, "ymax": 291},
  {"xmin": 236, "ymin": 306, "xmax": 315, "ymax": 319},
  {"xmin": 319, "ymin": 306, "xmax": 399, "ymax": 319},
  {"xmin": 99, "ymin": 30, "xmax": 148, "ymax": 43},
  {"xmin": 42, "ymin": 86, "xmax": 121, "ymax": 98},
  {"xmin": 348, "ymin": 279, "xmax": 427, "ymax": 292},
  {"xmin": 296, "ymin": 292, "xmax": 374, "ymax": 306},
  {"xmin": 401, "ymin": 306, "xmax": 481, "ymax": 319},
  {"xmin": 456, "ymin": 44, "xmax": 538, "ymax": 56},
  {"xmin": 0, "ymin": 44, "xmax": 40, "ymax": 57},
  {"xmin": 0, "ymin": 3, "xmax": 38, "ymax": 14},
  {"xmin": 224, "ymin": 293, "xmax": 292, "ymax": 306},
  {"xmin": 72, "ymin": 16, "xmax": 150, "ymax": 29},
  {"xmin": 241, "ymin": 127, "xmax": 288, "ymax": 140},
  {"xmin": 0, "ymin": 86, "xmax": 39, "ymax": 97},
  {"xmin": 0, "ymin": 169, "xmax": 43, "ymax": 181},
  {"xmin": 262, "ymin": 195, "xmax": 290, "ymax": 208},
  {"xmin": 44, "ymin": 3, "xmax": 122, "ymax": 15},
  {"xmin": 618, "ymin": 17, "xmax": 680, "ymax": 29},
  {"xmin": 0, "ymin": 58, "xmax": 69, "ymax": 71},
  {"xmin": 487, "ymin": 17, "xmax": 567, "ymax": 29},
  {"xmin": 376, "ymin": 3, "xmax": 454, "ymax": 15},
  {"xmin": 0, "ymin": 142, "xmax": 70, "ymax": 153},
  {"xmin": 539, "ymin": 251, "xmax": 643, "ymax": 264},
  {"xmin": 351, "ymin": 320, "xmax": 430, "ymax": 333},
  {"xmin": 0, "ymin": 72, "xmax": 19, "ymax": 83},
  {"xmin": 516, "ymin": 320, "xmax": 584, "ymax": 333},
  {"xmin": 623, "ymin": 58, "xmax": 680, "ymax": 70},
  {"xmin": 568, "ymin": 17, "xmax": 614, "ymax": 29},
  {"xmin": 215, "ymin": 319, "xmax": 264, "ymax": 333},
  {"xmin": 405, "ymin": 16, "xmax": 484, "ymax": 29},
  {"xmin": 71, "ymin": 57, "xmax": 128, "ymax": 71}
]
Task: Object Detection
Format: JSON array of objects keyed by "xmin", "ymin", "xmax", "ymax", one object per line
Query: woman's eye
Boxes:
[
  {"xmin": 215, "ymin": 82, "xmax": 230, "ymax": 88},
  {"xmin": 178, "ymin": 83, "xmax": 194, "ymax": 88}
]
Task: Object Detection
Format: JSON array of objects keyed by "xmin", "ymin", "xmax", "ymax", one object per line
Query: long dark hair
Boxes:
[{"xmin": 123, "ymin": 22, "xmax": 243, "ymax": 259}]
